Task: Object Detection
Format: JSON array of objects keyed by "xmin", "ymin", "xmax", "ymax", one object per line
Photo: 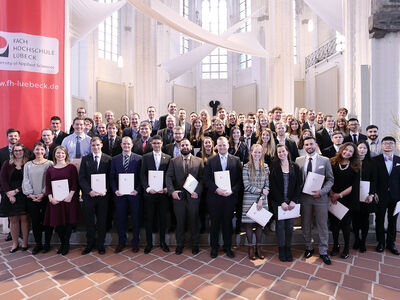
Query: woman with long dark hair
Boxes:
[
  {"xmin": 228, "ymin": 126, "xmax": 249, "ymax": 164},
  {"xmin": 257, "ymin": 128, "xmax": 275, "ymax": 167},
  {"xmin": 189, "ymin": 117, "xmax": 204, "ymax": 150}
]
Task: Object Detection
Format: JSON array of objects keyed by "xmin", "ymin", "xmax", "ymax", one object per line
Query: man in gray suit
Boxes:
[
  {"xmin": 295, "ymin": 136, "xmax": 334, "ymax": 265},
  {"xmin": 166, "ymin": 138, "xmax": 204, "ymax": 255}
]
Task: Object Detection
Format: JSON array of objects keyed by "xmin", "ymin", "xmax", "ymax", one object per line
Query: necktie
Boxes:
[
  {"xmin": 385, "ymin": 156, "xmax": 393, "ymax": 161},
  {"xmin": 123, "ymin": 154, "xmax": 129, "ymax": 171},
  {"xmin": 76, "ymin": 136, "xmax": 81, "ymax": 158},
  {"xmin": 150, "ymin": 121, "xmax": 154, "ymax": 127},
  {"xmin": 352, "ymin": 134, "xmax": 358, "ymax": 144},
  {"xmin": 221, "ymin": 155, "xmax": 227, "ymax": 171},
  {"xmin": 45, "ymin": 145, "xmax": 49, "ymax": 158},
  {"xmin": 142, "ymin": 139, "xmax": 147, "ymax": 152},
  {"xmin": 329, "ymin": 130, "xmax": 333, "ymax": 139},
  {"xmin": 53, "ymin": 132, "xmax": 57, "ymax": 143},
  {"xmin": 184, "ymin": 157, "xmax": 189, "ymax": 176},
  {"xmin": 155, "ymin": 154, "xmax": 160, "ymax": 170},
  {"xmin": 307, "ymin": 157, "xmax": 313, "ymax": 174},
  {"xmin": 94, "ymin": 155, "xmax": 99, "ymax": 171},
  {"xmin": 109, "ymin": 138, "xmax": 114, "ymax": 152}
]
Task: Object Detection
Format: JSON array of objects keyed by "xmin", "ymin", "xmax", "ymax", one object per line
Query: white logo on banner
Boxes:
[{"xmin": 0, "ymin": 31, "xmax": 58, "ymax": 74}]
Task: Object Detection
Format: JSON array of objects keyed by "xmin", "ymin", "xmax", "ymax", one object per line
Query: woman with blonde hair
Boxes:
[
  {"xmin": 242, "ymin": 144, "xmax": 270, "ymax": 260},
  {"xmin": 199, "ymin": 109, "xmax": 211, "ymax": 132},
  {"xmin": 255, "ymin": 114, "xmax": 269, "ymax": 139},
  {"xmin": 258, "ymin": 128, "xmax": 276, "ymax": 167}
]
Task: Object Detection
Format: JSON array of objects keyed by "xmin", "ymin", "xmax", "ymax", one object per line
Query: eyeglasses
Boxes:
[
  {"xmin": 13, "ymin": 149, "xmax": 24, "ymax": 153},
  {"xmin": 382, "ymin": 142, "xmax": 395, "ymax": 145}
]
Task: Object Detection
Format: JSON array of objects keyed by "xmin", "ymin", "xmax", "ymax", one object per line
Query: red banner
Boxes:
[{"xmin": 0, "ymin": 0, "xmax": 65, "ymax": 148}]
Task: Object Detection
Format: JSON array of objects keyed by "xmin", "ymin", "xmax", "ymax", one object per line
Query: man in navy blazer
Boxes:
[
  {"xmin": 343, "ymin": 118, "xmax": 367, "ymax": 145},
  {"xmin": 142, "ymin": 105, "xmax": 160, "ymax": 136},
  {"xmin": 110, "ymin": 136, "xmax": 142, "ymax": 253},
  {"xmin": 204, "ymin": 136, "xmax": 243, "ymax": 258},
  {"xmin": 79, "ymin": 137, "xmax": 112, "ymax": 255}
]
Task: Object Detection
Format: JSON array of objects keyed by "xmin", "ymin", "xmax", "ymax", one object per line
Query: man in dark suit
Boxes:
[
  {"xmin": 79, "ymin": 137, "xmax": 112, "ymax": 255},
  {"xmin": 140, "ymin": 135, "xmax": 171, "ymax": 254},
  {"xmin": 159, "ymin": 102, "xmax": 177, "ymax": 130},
  {"xmin": 50, "ymin": 116, "xmax": 69, "ymax": 145},
  {"xmin": 275, "ymin": 122, "xmax": 299, "ymax": 161},
  {"xmin": 132, "ymin": 122, "xmax": 153, "ymax": 155},
  {"xmin": 123, "ymin": 113, "xmax": 141, "ymax": 140},
  {"xmin": 343, "ymin": 118, "xmax": 367, "ymax": 145},
  {"xmin": 177, "ymin": 108, "xmax": 191, "ymax": 138},
  {"xmin": 142, "ymin": 106, "xmax": 159, "ymax": 136},
  {"xmin": 69, "ymin": 107, "xmax": 87, "ymax": 134},
  {"xmin": 321, "ymin": 131, "xmax": 344, "ymax": 159},
  {"xmin": 316, "ymin": 115, "xmax": 335, "ymax": 150},
  {"xmin": 204, "ymin": 137, "xmax": 242, "ymax": 258},
  {"xmin": 163, "ymin": 126, "xmax": 184, "ymax": 158},
  {"xmin": 242, "ymin": 120, "xmax": 257, "ymax": 153},
  {"xmin": 97, "ymin": 123, "xmax": 107, "ymax": 140},
  {"xmin": 166, "ymin": 138, "xmax": 204, "ymax": 255},
  {"xmin": 110, "ymin": 136, "xmax": 142, "ymax": 253},
  {"xmin": 373, "ymin": 136, "xmax": 400, "ymax": 255},
  {"xmin": 157, "ymin": 114, "xmax": 176, "ymax": 147},
  {"xmin": 40, "ymin": 128, "xmax": 58, "ymax": 161},
  {"xmin": 102, "ymin": 122, "xmax": 122, "ymax": 157},
  {"xmin": 269, "ymin": 106, "xmax": 283, "ymax": 133},
  {"xmin": 302, "ymin": 109, "xmax": 318, "ymax": 137}
]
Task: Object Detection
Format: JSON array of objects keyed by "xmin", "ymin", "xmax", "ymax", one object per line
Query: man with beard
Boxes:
[
  {"xmin": 366, "ymin": 125, "xmax": 382, "ymax": 157},
  {"xmin": 166, "ymin": 139, "xmax": 203, "ymax": 255},
  {"xmin": 164, "ymin": 126, "xmax": 185, "ymax": 158}
]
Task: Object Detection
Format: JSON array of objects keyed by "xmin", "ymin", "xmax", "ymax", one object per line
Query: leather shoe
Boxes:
[
  {"xmin": 32, "ymin": 245, "xmax": 43, "ymax": 255},
  {"xmin": 376, "ymin": 243, "xmax": 384, "ymax": 253},
  {"xmin": 330, "ymin": 244, "xmax": 340, "ymax": 256},
  {"xmin": 132, "ymin": 245, "xmax": 139, "ymax": 253},
  {"xmin": 304, "ymin": 249, "xmax": 314, "ymax": 258},
  {"xmin": 9, "ymin": 246, "xmax": 19, "ymax": 253},
  {"xmin": 98, "ymin": 247, "xmax": 106, "ymax": 255},
  {"xmin": 340, "ymin": 251, "xmax": 349, "ymax": 259},
  {"xmin": 359, "ymin": 244, "xmax": 367, "ymax": 253},
  {"xmin": 192, "ymin": 246, "xmax": 199, "ymax": 255},
  {"xmin": 22, "ymin": 246, "xmax": 29, "ymax": 251},
  {"xmin": 225, "ymin": 249, "xmax": 235, "ymax": 258},
  {"xmin": 81, "ymin": 246, "xmax": 93, "ymax": 255},
  {"xmin": 5, "ymin": 233, "xmax": 12, "ymax": 242},
  {"xmin": 114, "ymin": 244, "xmax": 125, "ymax": 253},
  {"xmin": 387, "ymin": 246, "xmax": 400, "ymax": 255},
  {"xmin": 175, "ymin": 246, "xmax": 183, "ymax": 255},
  {"xmin": 210, "ymin": 248, "xmax": 218, "ymax": 258},
  {"xmin": 144, "ymin": 245, "xmax": 153, "ymax": 254},
  {"xmin": 42, "ymin": 244, "xmax": 51, "ymax": 253},
  {"xmin": 160, "ymin": 242, "xmax": 170, "ymax": 253},
  {"xmin": 320, "ymin": 254, "xmax": 331, "ymax": 265}
]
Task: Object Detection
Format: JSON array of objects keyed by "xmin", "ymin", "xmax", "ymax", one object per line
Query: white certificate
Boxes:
[
  {"xmin": 359, "ymin": 181, "xmax": 370, "ymax": 202},
  {"xmin": 193, "ymin": 148, "xmax": 201, "ymax": 156},
  {"xmin": 328, "ymin": 201, "xmax": 349, "ymax": 220},
  {"xmin": 119, "ymin": 173, "xmax": 135, "ymax": 195},
  {"xmin": 51, "ymin": 179, "xmax": 69, "ymax": 201},
  {"xmin": 302, "ymin": 172, "xmax": 325, "ymax": 195},
  {"xmin": 278, "ymin": 204, "xmax": 301, "ymax": 220},
  {"xmin": 246, "ymin": 202, "xmax": 273, "ymax": 227},
  {"xmin": 183, "ymin": 174, "xmax": 198, "ymax": 194},
  {"xmin": 393, "ymin": 201, "xmax": 400, "ymax": 216},
  {"xmin": 91, "ymin": 174, "xmax": 106, "ymax": 194},
  {"xmin": 149, "ymin": 170, "xmax": 163, "ymax": 191},
  {"xmin": 214, "ymin": 170, "xmax": 231, "ymax": 193}
]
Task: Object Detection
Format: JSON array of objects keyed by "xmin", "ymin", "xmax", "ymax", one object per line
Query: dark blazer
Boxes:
[
  {"xmin": 180, "ymin": 121, "xmax": 191, "ymax": 138},
  {"xmin": 79, "ymin": 153, "xmax": 112, "ymax": 200},
  {"xmin": 157, "ymin": 128, "xmax": 174, "ymax": 146},
  {"xmin": 110, "ymin": 152, "xmax": 142, "ymax": 194},
  {"xmin": 302, "ymin": 122, "xmax": 321, "ymax": 134},
  {"xmin": 53, "ymin": 131, "xmax": 69, "ymax": 145},
  {"xmin": 132, "ymin": 137, "xmax": 153, "ymax": 156},
  {"xmin": 274, "ymin": 138, "xmax": 299, "ymax": 162},
  {"xmin": 343, "ymin": 133, "xmax": 367, "ymax": 144},
  {"xmin": 45, "ymin": 143, "xmax": 58, "ymax": 162},
  {"xmin": 122, "ymin": 127, "xmax": 141, "ymax": 140},
  {"xmin": 165, "ymin": 155, "xmax": 204, "ymax": 196},
  {"xmin": 206, "ymin": 131, "xmax": 228, "ymax": 146},
  {"xmin": 321, "ymin": 145, "xmax": 337, "ymax": 159},
  {"xmin": 203, "ymin": 154, "xmax": 243, "ymax": 200},
  {"xmin": 159, "ymin": 114, "xmax": 168, "ymax": 130},
  {"xmin": 102, "ymin": 135, "xmax": 122, "ymax": 157},
  {"xmin": 373, "ymin": 154, "xmax": 400, "ymax": 204},
  {"xmin": 228, "ymin": 141, "xmax": 249, "ymax": 164},
  {"xmin": 140, "ymin": 152, "xmax": 171, "ymax": 192},
  {"xmin": 0, "ymin": 146, "xmax": 10, "ymax": 169},
  {"xmin": 269, "ymin": 121, "xmax": 276, "ymax": 132},
  {"xmin": 316, "ymin": 128, "xmax": 333, "ymax": 151},
  {"xmin": 269, "ymin": 161, "xmax": 302, "ymax": 211},
  {"xmin": 142, "ymin": 119, "xmax": 160, "ymax": 136}
]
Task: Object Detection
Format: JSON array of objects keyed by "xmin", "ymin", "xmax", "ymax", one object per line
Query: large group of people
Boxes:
[{"xmin": 0, "ymin": 103, "xmax": 399, "ymax": 267}]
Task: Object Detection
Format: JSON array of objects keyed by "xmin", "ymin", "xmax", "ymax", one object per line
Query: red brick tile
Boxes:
[
  {"xmin": 0, "ymin": 280, "xmax": 19, "ymax": 295},
  {"xmin": 342, "ymin": 275, "xmax": 373, "ymax": 294},
  {"xmin": 98, "ymin": 277, "xmax": 132, "ymax": 294},
  {"xmin": 192, "ymin": 251, "xmax": 214, "ymax": 264},
  {"xmin": 79, "ymin": 260, "xmax": 107, "ymax": 274},
  {"xmin": 131, "ymin": 253, "xmax": 157, "ymax": 265},
  {"xmin": 69, "ymin": 287, "xmax": 107, "ymax": 300},
  {"xmin": 211, "ymin": 272, "xmax": 242, "ymax": 290},
  {"xmin": 11, "ymin": 261, "xmax": 42, "ymax": 277},
  {"xmin": 219, "ymin": 292, "xmax": 247, "ymax": 300},
  {"xmin": 0, "ymin": 269, "xmax": 13, "ymax": 281},
  {"xmin": 232, "ymin": 281, "xmax": 265, "ymax": 298},
  {"xmin": 124, "ymin": 267, "xmax": 153, "ymax": 283},
  {"xmin": 162, "ymin": 253, "xmax": 190, "ymax": 264},
  {"xmin": 258, "ymin": 262, "xmax": 287, "ymax": 277},
  {"xmin": 60, "ymin": 277, "xmax": 95, "ymax": 296},
  {"xmin": 246, "ymin": 271, "xmax": 276, "ymax": 288},
  {"xmin": 158, "ymin": 265, "xmax": 188, "ymax": 281},
  {"xmin": 46, "ymin": 261, "xmax": 75, "ymax": 275},
  {"xmin": 193, "ymin": 265, "xmax": 221, "ymax": 280},
  {"xmin": 153, "ymin": 283, "xmax": 187, "ymax": 299},
  {"xmin": 192, "ymin": 282, "xmax": 226, "ymax": 299},
  {"xmin": 307, "ymin": 276, "xmax": 337, "ymax": 296},
  {"xmin": 178, "ymin": 258, "xmax": 203, "ymax": 272},
  {"xmin": 358, "ymin": 250, "xmax": 383, "ymax": 261},
  {"xmin": 38, "ymin": 255, "xmax": 68, "ymax": 268},
  {"xmin": 353, "ymin": 257, "xmax": 380, "ymax": 270},
  {"xmin": 86, "ymin": 267, "xmax": 116, "ymax": 284},
  {"xmin": 282, "ymin": 269, "xmax": 310, "ymax": 286},
  {"xmin": 110, "ymin": 259, "xmax": 139, "ymax": 274},
  {"xmin": 258, "ymin": 290, "xmax": 289, "ymax": 300},
  {"xmin": 384, "ymin": 256, "xmax": 400, "ymax": 267},
  {"xmin": 102, "ymin": 254, "xmax": 129, "ymax": 266},
  {"xmin": 315, "ymin": 267, "xmax": 343, "ymax": 283},
  {"xmin": 29, "ymin": 287, "xmax": 67, "ymax": 300},
  {"xmin": 292, "ymin": 261, "xmax": 318, "ymax": 275},
  {"xmin": 8, "ymin": 256, "xmax": 35, "ymax": 268},
  {"xmin": 379, "ymin": 273, "xmax": 400, "ymax": 290},
  {"xmin": 0, "ymin": 262, "xmax": 8, "ymax": 272},
  {"xmin": 0, "ymin": 288, "xmax": 25, "ymax": 299},
  {"xmin": 226, "ymin": 264, "xmax": 254, "ymax": 278},
  {"xmin": 173, "ymin": 274, "xmax": 206, "ymax": 292},
  {"xmin": 209, "ymin": 257, "xmax": 236, "ymax": 270},
  {"xmin": 70, "ymin": 254, "xmax": 98, "ymax": 266},
  {"xmin": 16, "ymin": 270, "xmax": 49, "ymax": 286},
  {"xmin": 381, "ymin": 263, "xmax": 400, "ymax": 278},
  {"xmin": 322, "ymin": 259, "xmax": 349, "ymax": 273},
  {"xmin": 373, "ymin": 284, "xmax": 400, "ymax": 300},
  {"xmin": 269, "ymin": 254, "xmax": 296, "ymax": 266},
  {"xmin": 298, "ymin": 288, "xmax": 330, "ymax": 300},
  {"xmin": 137, "ymin": 275, "xmax": 168, "ymax": 293},
  {"xmin": 271, "ymin": 279, "xmax": 301, "ymax": 298},
  {"xmin": 348, "ymin": 266, "xmax": 377, "ymax": 281},
  {"xmin": 144, "ymin": 259, "xmax": 172, "ymax": 273},
  {"xmin": 335, "ymin": 287, "xmax": 369, "ymax": 300},
  {"xmin": 51, "ymin": 268, "xmax": 85, "ymax": 285},
  {"xmin": 238, "ymin": 256, "xmax": 267, "ymax": 269},
  {"xmin": 111, "ymin": 285, "xmax": 148, "ymax": 300},
  {"xmin": 20, "ymin": 277, "xmax": 57, "ymax": 297}
]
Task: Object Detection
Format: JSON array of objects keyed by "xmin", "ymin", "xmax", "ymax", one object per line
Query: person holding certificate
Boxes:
[
  {"xmin": 241, "ymin": 144, "xmax": 269, "ymax": 260},
  {"xmin": 44, "ymin": 146, "xmax": 80, "ymax": 255},
  {"xmin": 295, "ymin": 136, "xmax": 334, "ymax": 265},
  {"xmin": 110, "ymin": 136, "xmax": 142, "ymax": 253},
  {"xmin": 329, "ymin": 142, "xmax": 360, "ymax": 259},
  {"xmin": 0, "ymin": 143, "xmax": 30, "ymax": 253},
  {"xmin": 204, "ymin": 136, "xmax": 243, "ymax": 259},
  {"xmin": 166, "ymin": 138, "xmax": 204, "ymax": 255},
  {"xmin": 270, "ymin": 144, "xmax": 302, "ymax": 262},
  {"xmin": 22, "ymin": 142, "xmax": 53, "ymax": 254},
  {"xmin": 140, "ymin": 135, "xmax": 171, "ymax": 254},
  {"xmin": 352, "ymin": 141, "xmax": 376, "ymax": 253},
  {"xmin": 79, "ymin": 137, "xmax": 112, "ymax": 255}
]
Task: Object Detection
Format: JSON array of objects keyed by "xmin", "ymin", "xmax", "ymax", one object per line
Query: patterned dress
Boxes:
[{"xmin": 241, "ymin": 163, "xmax": 270, "ymax": 223}]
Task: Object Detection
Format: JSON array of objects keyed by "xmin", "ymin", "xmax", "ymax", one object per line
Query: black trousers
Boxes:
[
  {"xmin": 144, "ymin": 193, "xmax": 169, "ymax": 246},
  {"xmin": 28, "ymin": 200, "xmax": 53, "ymax": 245},
  {"xmin": 173, "ymin": 195, "xmax": 200, "ymax": 247},
  {"xmin": 207, "ymin": 196, "xmax": 235, "ymax": 250},
  {"xmin": 330, "ymin": 211, "xmax": 352, "ymax": 250},
  {"xmin": 352, "ymin": 204, "xmax": 370, "ymax": 243},
  {"xmin": 376, "ymin": 200, "xmax": 398, "ymax": 247},
  {"xmin": 82, "ymin": 196, "xmax": 108, "ymax": 248},
  {"xmin": 276, "ymin": 218, "xmax": 294, "ymax": 247}
]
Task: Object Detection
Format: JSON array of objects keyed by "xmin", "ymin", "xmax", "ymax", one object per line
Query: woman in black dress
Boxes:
[
  {"xmin": 329, "ymin": 142, "xmax": 360, "ymax": 259},
  {"xmin": 0, "ymin": 143, "xmax": 30, "ymax": 252},
  {"xmin": 352, "ymin": 141, "xmax": 377, "ymax": 252},
  {"xmin": 228, "ymin": 126, "xmax": 249, "ymax": 164},
  {"xmin": 189, "ymin": 117, "xmax": 204, "ymax": 150}
]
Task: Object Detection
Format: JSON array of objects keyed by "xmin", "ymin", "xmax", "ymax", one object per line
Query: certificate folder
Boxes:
[
  {"xmin": 246, "ymin": 202, "xmax": 273, "ymax": 227},
  {"xmin": 394, "ymin": 201, "xmax": 400, "ymax": 216},
  {"xmin": 278, "ymin": 204, "xmax": 301, "ymax": 220},
  {"xmin": 302, "ymin": 172, "xmax": 325, "ymax": 195},
  {"xmin": 91, "ymin": 174, "xmax": 106, "ymax": 194},
  {"xmin": 51, "ymin": 179, "xmax": 69, "ymax": 201},
  {"xmin": 183, "ymin": 174, "xmax": 198, "ymax": 194},
  {"xmin": 149, "ymin": 170, "xmax": 163, "ymax": 191},
  {"xmin": 359, "ymin": 181, "xmax": 370, "ymax": 202},
  {"xmin": 328, "ymin": 201, "xmax": 349, "ymax": 220},
  {"xmin": 119, "ymin": 173, "xmax": 135, "ymax": 195},
  {"xmin": 214, "ymin": 170, "xmax": 231, "ymax": 193}
]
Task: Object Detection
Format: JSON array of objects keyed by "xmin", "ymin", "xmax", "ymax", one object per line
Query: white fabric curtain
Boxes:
[
  {"xmin": 127, "ymin": 0, "xmax": 267, "ymax": 57},
  {"xmin": 304, "ymin": 0, "xmax": 343, "ymax": 34},
  {"xmin": 69, "ymin": 0, "xmax": 126, "ymax": 46}
]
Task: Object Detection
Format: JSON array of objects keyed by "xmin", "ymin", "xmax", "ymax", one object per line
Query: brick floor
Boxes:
[{"xmin": 1, "ymin": 233, "xmax": 400, "ymax": 299}]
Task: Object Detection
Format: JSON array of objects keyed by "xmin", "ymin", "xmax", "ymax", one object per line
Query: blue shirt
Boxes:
[{"xmin": 61, "ymin": 132, "xmax": 92, "ymax": 161}]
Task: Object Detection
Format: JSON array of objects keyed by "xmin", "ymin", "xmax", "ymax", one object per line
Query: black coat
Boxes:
[
  {"xmin": 316, "ymin": 128, "xmax": 333, "ymax": 151},
  {"xmin": 228, "ymin": 141, "xmax": 249, "ymax": 164},
  {"xmin": 101, "ymin": 135, "xmax": 122, "ymax": 157}
]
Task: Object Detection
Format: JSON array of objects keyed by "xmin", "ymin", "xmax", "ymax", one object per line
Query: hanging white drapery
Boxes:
[
  {"xmin": 127, "ymin": 0, "xmax": 267, "ymax": 57},
  {"xmin": 69, "ymin": 0, "xmax": 126, "ymax": 46},
  {"xmin": 304, "ymin": 0, "xmax": 343, "ymax": 34}
]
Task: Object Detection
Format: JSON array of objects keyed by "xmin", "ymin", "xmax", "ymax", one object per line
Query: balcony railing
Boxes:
[{"xmin": 305, "ymin": 38, "xmax": 338, "ymax": 69}]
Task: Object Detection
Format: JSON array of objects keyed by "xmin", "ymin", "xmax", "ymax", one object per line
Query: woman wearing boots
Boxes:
[
  {"xmin": 329, "ymin": 142, "xmax": 360, "ymax": 259},
  {"xmin": 44, "ymin": 146, "xmax": 80, "ymax": 255},
  {"xmin": 242, "ymin": 144, "xmax": 269, "ymax": 260},
  {"xmin": 22, "ymin": 142, "xmax": 54, "ymax": 254},
  {"xmin": 270, "ymin": 144, "xmax": 302, "ymax": 262}
]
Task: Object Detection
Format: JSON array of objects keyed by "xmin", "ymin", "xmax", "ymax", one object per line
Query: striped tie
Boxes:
[{"xmin": 123, "ymin": 154, "xmax": 129, "ymax": 171}]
